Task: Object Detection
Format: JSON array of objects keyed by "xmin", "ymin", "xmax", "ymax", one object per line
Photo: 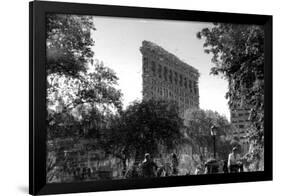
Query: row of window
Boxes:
[
  {"xmin": 148, "ymin": 86, "xmax": 197, "ymax": 107},
  {"xmin": 231, "ymin": 119, "xmax": 250, "ymax": 124},
  {"xmin": 150, "ymin": 80, "xmax": 197, "ymax": 99},
  {"xmin": 145, "ymin": 59, "xmax": 198, "ymax": 94},
  {"xmin": 233, "ymin": 129, "xmax": 248, "ymax": 136},
  {"xmin": 238, "ymin": 124, "xmax": 245, "ymax": 129},
  {"xmin": 231, "ymin": 111, "xmax": 250, "ymax": 118},
  {"xmin": 232, "ymin": 124, "xmax": 246, "ymax": 129}
]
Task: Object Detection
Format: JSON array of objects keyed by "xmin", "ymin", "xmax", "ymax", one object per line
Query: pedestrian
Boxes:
[
  {"xmin": 171, "ymin": 153, "xmax": 179, "ymax": 175},
  {"xmin": 87, "ymin": 168, "xmax": 91, "ymax": 179},
  {"xmin": 223, "ymin": 160, "xmax": 228, "ymax": 173},
  {"xmin": 228, "ymin": 147, "xmax": 241, "ymax": 173},
  {"xmin": 194, "ymin": 165, "xmax": 202, "ymax": 175},
  {"xmin": 141, "ymin": 153, "xmax": 158, "ymax": 178}
]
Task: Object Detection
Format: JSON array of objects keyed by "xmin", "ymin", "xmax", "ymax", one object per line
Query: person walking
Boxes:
[
  {"xmin": 194, "ymin": 165, "xmax": 202, "ymax": 175},
  {"xmin": 228, "ymin": 147, "xmax": 242, "ymax": 173},
  {"xmin": 171, "ymin": 153, "xmax": 179, "ymax": 175},
  {"xmin": 141, "ymin": 153, "xmax": 158, "ymax": 178},
  {"xmin": 223, "ymin": 160, "xmax": 229, "ymax": 173}
]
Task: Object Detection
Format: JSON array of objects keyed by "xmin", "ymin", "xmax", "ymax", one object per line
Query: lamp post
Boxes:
[{"xmin": 210, "ymin": 125, "xmax": 218, "ymax": 159}]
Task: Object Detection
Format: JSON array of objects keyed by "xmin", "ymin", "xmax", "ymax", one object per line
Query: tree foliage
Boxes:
[
  {"xmin": 197, "ymin": 23, "xmax": 264, "ymax": 145},
  {"xmin": 47, "ymin": 60, "xmax": 123, "ymax": 139},
  {"xmin": 184, "ymin": 109, "xmax": 235, "ymax": 160},
  {"xmin": 46, "ymin": 14, "xmax": 95, "ymax": 76},
  {"xmin": 197, "ymin": 23, "xmax": 265, "ymax": 170},
  {"xmin": 103, "ymin": 100, "xmax": 184, "ymax": 167},
  {"xmin": 46, "ymin": 14, "xmax": 123, "ymax": 181},
  {"xmin": 46, "ymin": 14, "xmax": 122, "ymax": 139}
]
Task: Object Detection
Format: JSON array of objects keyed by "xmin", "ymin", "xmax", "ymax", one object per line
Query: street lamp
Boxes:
[{"xmin": 210, "ymin": 125, "xmax": 218, "ymax": 159}]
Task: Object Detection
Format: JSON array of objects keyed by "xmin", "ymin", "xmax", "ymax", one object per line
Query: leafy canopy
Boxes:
[
  {"xmin": 47, "ymin": 60, "xmax": 123, "ymax": 139},
  {"xmin": 184, "ymin": 108, "xmax": 234, "ymax": 160},
  {"xmin": 103, "ymin": 99, "xmax": 184, "ymax": 162},
  {"xmin": 46, "ymin": 14, "xmax": 96, "ymax": 76},
  {"xmin": 197, "ymin": 23, "xmax": 264, "ymax": 144},
  {"xmin": 46, "ymin": 15, "xmax": 123, "ymax": 180}
]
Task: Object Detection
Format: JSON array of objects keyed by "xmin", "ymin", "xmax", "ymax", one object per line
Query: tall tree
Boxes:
[
  {"xmin": 46, "ymin": 14, "xmax": 95, "ymax": 76},
  {"xmin": 184, "ymin": 109, "xmax": 234, "ymax": 161},
  {"xmin": 47, "ymin": 60, "xmax": 123, "ymax": 139},
  {"xmin": 103, "ymin": 99, "xmax": 184, "ymax": 172},
  {"xmin": 46, "ymin": 14, "xmax": 123, "ymax": 139},
  {"xmin": 46, "ymin": 14, "xmax": 123, "ymax": 181},
  {"xmin": 197, "ymin": 24, "xmax": 264, "ymax": 166}
]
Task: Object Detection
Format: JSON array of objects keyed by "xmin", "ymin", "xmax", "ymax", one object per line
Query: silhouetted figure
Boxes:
[
  {"xmin": 195, "ymin": 165, "xmax": 203, "ymax": 175},
  {"xmin": 171, "ymin": 153, "xmax": 179, "ymax": 175},
  {"xmin": 125, "ymin": 163, "xmax": 140, "ymax": 179},
  {"xmin": 228, "ymin": 147, "xmax": 242, "ymax": 173},
  {"xmin": 223, "ymin": 160, "xmax": 228, "ymax": 173},
  {"xmin": 141, "ymin": 153, "xmax": 158, "ymax": 178}
]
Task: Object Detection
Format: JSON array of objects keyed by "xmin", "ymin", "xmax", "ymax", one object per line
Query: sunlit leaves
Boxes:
[
  {"xmin": 103, "ymin": 100, "xmax": 184, "ymax": 162},
  {"xmin": 197, "ymin": 23, "xmax": 264, "ymax": 145},
  {"xmin": 184, "ymin": 109, "xmax": 234, "ymax": 160},
  {"xmin": 197, "ymin": 23, "xmax": 265, "ymax": 169},
  {"xmin": 46, "ymin": 14, "xmax": 96, "ymax": 76},
  {"xmin": 47, "ymin": 59, "xmax": 123, "ymax": 141}
]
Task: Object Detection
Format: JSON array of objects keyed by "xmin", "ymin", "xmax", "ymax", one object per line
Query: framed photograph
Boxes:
[{"xmin": 29, "ymin": 1, "xmax": 272, "ymax": 195}]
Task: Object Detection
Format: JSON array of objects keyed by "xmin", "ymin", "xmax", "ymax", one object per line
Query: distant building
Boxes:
[
  {"xmin": 230, "ymin": 108, "xmax": 251, "ymax": 139},
  {"xmin": 140, "ymin": 40, "xmax": 199, "ymax": 119},
  {"xmin": 230, "ymin": 107, "xmax": 251, "ymax": 154}
]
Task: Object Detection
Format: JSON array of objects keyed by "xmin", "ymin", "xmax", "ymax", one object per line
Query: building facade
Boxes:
[
  {"xmin": 140, "ymin": 40, "xmax": 199, "ymax": 118},
  {"xmin": 228, "ymin": 76, "xmax": 252, "ymax": 154},
  {"xmin": 230, "ymin": 108, "xmax": 251, "ymax": 139},
  {"xmin": 230, "ymin": 107, "xmax": 251, "ymax": 154}
]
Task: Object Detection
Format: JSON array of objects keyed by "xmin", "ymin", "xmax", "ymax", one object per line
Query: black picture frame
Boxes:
[{"xmin": 29, "ymin": 1, "xmax": 273, "ymax": 195}]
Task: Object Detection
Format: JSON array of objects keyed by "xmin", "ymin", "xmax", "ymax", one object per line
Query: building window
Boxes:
[
  {"xmin": 151, "ymin": 61, "xmax": 156, "ymax": 76},
  {"xmin": 184, "ymin": 78, "xmax": 187, "ymax": 88},
  {"xmin": 189, "ymin": 80, "xmax": 192, "ymax": 93},
  {"xmin": 169, "ymin": 70, "xmax": 173, "ymax": 83},
  {"xmin": 180, "ymin": 96, "xmax": 183, "ymax": 102},
  {"xmin": 164, "ymin": 67, "xmax": 168, "ymax": 81},
  {"xmin": 179, "ymin": 74, "xmax": 183, "ymax": 87},
  {"xmin": 193, "ymin": 81, "xmax": 197, "ymax": 94},
  {"xmin": 239, "ymin": 124, "xmax": 245, "ymax": 129},
  {"xmin": 158, "ymin": 64, "xmax": 162, "ymax": 78},
  {"xmin": 174, "ymin": 71, "xmax": 178, "ymax": 85}
]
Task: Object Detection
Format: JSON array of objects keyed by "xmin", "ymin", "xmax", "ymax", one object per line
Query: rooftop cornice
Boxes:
[{"xmin": 140, "ymin": 40, "xmax": 199, "ymax": 77}]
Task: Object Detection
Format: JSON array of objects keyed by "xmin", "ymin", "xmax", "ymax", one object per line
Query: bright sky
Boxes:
[{"xmin": 91, "ymin": 16, "xmax": 230, "ymax": 120}]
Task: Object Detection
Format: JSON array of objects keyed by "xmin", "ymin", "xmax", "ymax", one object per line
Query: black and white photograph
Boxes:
[
  {"xmin": 0, "ymin": 0, "xmax": 280, "ymax": 195},
  {"xmin": 46, "ymin": 14, "xmax": 266, "ymax": 183}
]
